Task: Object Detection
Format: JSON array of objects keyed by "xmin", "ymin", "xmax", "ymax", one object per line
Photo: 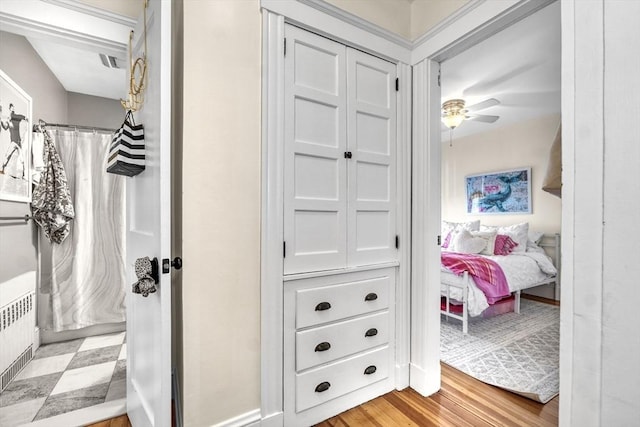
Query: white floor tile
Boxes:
[
  {"xmin": 0, "ymin": 397, "xmax": 47, "ymax": 427},
  {"xmin": 50, "ymin": 361, "xmax": 116, "ymax": 396},
  {"xmin": 14, "ymin": 353, "xmax": 75, "ymax": 381},
  {"xmin": 118, "ymin": 343, "xmax": 126, "ymax": 360},
  {"xmin": 78, "ymin": 332, "xmax": 125, "ymax": 352}
]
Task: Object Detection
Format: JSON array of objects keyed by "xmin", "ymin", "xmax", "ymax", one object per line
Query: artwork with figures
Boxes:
[
  {"xmin": 0, "ymin": 69, "xmax": 32, "ymax": 202},
  {"xmin": 466, "ymin": 168, "xmax": 531, "ymax": 214}
]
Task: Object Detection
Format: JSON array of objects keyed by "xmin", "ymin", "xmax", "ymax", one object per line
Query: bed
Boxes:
[{"xmin": 440, "ymin": 223, "xmax": 560, "ymax": 335}]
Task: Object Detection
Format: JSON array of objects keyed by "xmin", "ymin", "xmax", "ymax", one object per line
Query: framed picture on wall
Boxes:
[
  {"xmin": 0, "ymin": 69, "xmax": 32, "ymax": 202},
  {"xmin": 466, "ymin": 167, "xmax": 531, "ymax": 214}
]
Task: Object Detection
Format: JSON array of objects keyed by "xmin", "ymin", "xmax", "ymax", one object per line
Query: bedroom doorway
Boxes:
[{"xmin": 436, "ymin": 0, "xmax": 561, "ymax": 409}]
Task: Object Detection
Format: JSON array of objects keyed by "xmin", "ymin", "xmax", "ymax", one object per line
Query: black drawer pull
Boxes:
[
  {"xmin": 315, "ymin": 301, "xmax": 331, "ymax": 311},
  {"xmin": 364, "ymin": 293, "xmax": 378, "ymax": 302},
  {"xmin": 365, "ymin": 328, "xmax": 378, "ymax": 337},
  {"xmin": 314, "ymin": 342, "xmax": 331, "ymax": 352},
  {"xmin": 364, "ymin": 365, "xmax": 377, "ymax": 375},
  {"xmin": 315, "ymin": 381, "xmax": 331, "ymax": 393}
]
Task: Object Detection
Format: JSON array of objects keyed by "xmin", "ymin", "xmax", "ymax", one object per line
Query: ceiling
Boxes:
[
  {"xmin": 0, "ymin": 0, "xmax": 136, "ymax": 100},
  {"xmin": 440, "ymin": 1, "xmax": 561, "ymax": 141},
  {"xmin": 28, "ymin": 38, "xmax": 127, "ymax": 100}
]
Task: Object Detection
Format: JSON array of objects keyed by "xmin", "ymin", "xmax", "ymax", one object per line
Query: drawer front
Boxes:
[
  {"xmin": 296, "ymin": 275, "xmax": 390, "ymax": 329},
  {"xmin": 296, "ymin": 311, "xmax": 389, "ymax": 371},
  {"xmin": 295, "ymin": 346, "xmax": 389, "ymax": 413}
]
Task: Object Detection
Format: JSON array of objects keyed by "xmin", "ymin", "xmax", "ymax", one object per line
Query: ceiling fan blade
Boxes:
[
  {"xmin": 466, "ymin": 98, "xmax": 500, "ymax": 112},
  {"xmin": 466, "ymin": 114, "xmax": 500, "ymax": 123}
]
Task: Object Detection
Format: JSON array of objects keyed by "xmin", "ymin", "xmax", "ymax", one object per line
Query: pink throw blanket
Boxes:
[{"xmin": 441, "ymin": 252, "xmax": 510, "ymax": 304}]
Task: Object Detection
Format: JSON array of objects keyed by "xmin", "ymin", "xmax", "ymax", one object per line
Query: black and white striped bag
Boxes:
[{"xmin": 107, "ymin": 110, "xmax": 145, "ymax": 176}]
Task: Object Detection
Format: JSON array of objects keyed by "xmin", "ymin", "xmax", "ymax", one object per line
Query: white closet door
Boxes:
[
  {"xmin": 284, "ymin": 25, "xmax": 348, "ymax": 274},
  {"xmin": 346, "ymin": 49, "xmax": 397, "ymax": 266}
]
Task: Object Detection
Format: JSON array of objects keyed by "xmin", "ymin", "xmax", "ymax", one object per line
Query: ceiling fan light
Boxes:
[{"xmin": 442, "ymin": 113, "xmax": 465, "ymax": 129}]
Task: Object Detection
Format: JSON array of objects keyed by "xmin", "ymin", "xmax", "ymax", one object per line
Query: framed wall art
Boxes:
[
  {"xmin": 0, "ymin": 69, "xmax": 32, "ymax": 202},
  {"xmin": 466, "ymin": 167, "xmax": 531, "ymax": 214}
]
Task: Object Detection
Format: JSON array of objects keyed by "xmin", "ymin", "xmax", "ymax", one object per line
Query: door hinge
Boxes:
[
  {"xmin": 437, "ymin": 235, "xmax": 441, "ymax": 246},
  {"xmin": 283, "ymin": 241, "xmax": 286, "ymax": 258},
  {"xmin": 437, "ymin": 69, "xmax": 441, "ymax": 87},
  {"xmin": 395, "ymin": 235, "xmax": 399, "ymax": 249},
  {"xmin": 344, "ymin": 151, "xmax": 353, "ymax": 159},
  {"xmin": 284, "ymin": 38, "xmax": 287, "ymax": 56},
  {"xmin": 395, "ymin": 77, "xmax": 399, "ymax": 92}
]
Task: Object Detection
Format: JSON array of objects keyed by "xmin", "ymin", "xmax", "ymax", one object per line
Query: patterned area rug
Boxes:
[{"xmin": 441, "ymin": 299, "xmax": 559, "ymax": 403}]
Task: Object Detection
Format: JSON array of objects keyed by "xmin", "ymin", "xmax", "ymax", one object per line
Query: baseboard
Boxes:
[
  {"xmin": 395, "ymin": 362, "xmax": 410, "ymax": 390},
  {"xmin": 258, "ymin": 411, "xmax": 283, "ymax": 427},
  {"xmin": 211, "ymin": 408, "xmax": 261, "ymax": 427},
  {"xmin": 409, "ymin": 363, "xmax": 441, "ymax": 397}
]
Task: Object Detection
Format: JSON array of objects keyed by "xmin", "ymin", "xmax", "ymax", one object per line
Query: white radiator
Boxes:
[{"xmin": 1, "ymin": 271, "xmax": 37, "ymax": 392}]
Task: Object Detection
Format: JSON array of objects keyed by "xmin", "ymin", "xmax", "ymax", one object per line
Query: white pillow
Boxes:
[
  {"xmin": 451, "ymin": 229, "xmax": 487, "ymax": 254},
  {"xmin": 480, "ymin": 222, "xmax": 529, "ymax": 253},
  {"xmin": 441, "ymin": 220, "xmax": 480, "ymax": 250},
  {"xmin": 471, "ymin": 230, "xmax": 498, "ymax": 255},
  {"xmin": 528, "ymin": 230, "xmax": 544, "ymax": 245}
]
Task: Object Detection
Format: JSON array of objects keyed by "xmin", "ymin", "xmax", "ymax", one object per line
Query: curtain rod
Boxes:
[
  {"xmin": 34, "ymin": 119, "xmax": 115, "ymax": 134},
  {"xmin": 0, "ymin": 215, "xmax": 32, "ymax": 222}
]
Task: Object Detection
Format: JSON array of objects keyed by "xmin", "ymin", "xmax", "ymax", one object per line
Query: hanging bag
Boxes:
[{"xmin": 107, "ymin": 110, "xmax": 145, "ymax": 176}]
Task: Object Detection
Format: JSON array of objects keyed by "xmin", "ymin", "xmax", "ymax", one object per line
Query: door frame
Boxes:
[
  {"xmin": 260, "ymin": 2, "xmax": 412, "ymax": 425},
  {"xmin": 409, "ymin": 0, "xmax": 558, "ymax": 396}
]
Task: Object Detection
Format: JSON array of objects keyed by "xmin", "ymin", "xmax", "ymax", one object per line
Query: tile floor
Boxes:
[{"xmin": 0, "ymin": 332, "xmax": 126, "ymax": 427}]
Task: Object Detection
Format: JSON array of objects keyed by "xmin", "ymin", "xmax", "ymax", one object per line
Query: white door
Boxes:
[
  {"xmin": 125, "ymin": 0, "xmax": 172, "ymax": 426},
  {"xmin": 284, "ymin": 25, "xmax": 348, "ymax": 274},
  {"xmin": 346, "ymin": 49, "xmax": 397, "ymax": 266}
]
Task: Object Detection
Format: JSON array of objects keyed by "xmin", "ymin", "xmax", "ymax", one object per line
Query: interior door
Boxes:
[
  {"xmin": 283, "ymin": 25, "xmax": 348, "ymax": 274},
  {"xmin": 125, "ymin": 0, "xmax": 172, "ymax": 426}
]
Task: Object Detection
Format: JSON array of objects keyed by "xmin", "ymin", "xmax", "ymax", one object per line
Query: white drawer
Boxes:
[
  {"xmin": 296, "ymin": 275, "xmax": 390, "ymax": 329},
  {"xmin": 295, "ymin": 346, "xmax": 389, "ymax": 413},
  {"xmin": 296, "ymin": 311, "xmax": 389, "ymax": 371}
]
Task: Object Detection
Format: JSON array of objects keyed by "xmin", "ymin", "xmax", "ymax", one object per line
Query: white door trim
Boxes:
[
  {"xmin": 409, "ymin": 0, "xmax": 568, "ymax": 402},
  {"xmin": 260, "ymin": 3, "xmax": 411, "ymax": 424}
]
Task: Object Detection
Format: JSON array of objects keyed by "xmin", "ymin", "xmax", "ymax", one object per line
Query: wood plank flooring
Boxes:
[
  {"xmin": 92, "ymin": 363, "xmax": 557, "ymax": 427},
  {"xmin": 316, "ymin": 364, "xmax": 558, "ymax": 427}
]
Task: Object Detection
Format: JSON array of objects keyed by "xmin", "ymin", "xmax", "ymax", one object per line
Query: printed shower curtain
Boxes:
[{"xmin": 44, "ymin": 129, "xmax": 126, "ymax": 331}]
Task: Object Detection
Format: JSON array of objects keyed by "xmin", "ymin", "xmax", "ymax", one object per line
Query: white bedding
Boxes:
[{"xmin": 441, "ymin": 250, "xmax": 557, "ymax": 316}]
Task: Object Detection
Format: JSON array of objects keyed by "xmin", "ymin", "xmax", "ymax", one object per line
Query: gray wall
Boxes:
[
  {"xmin": 0, "ymin": 31, "xmax": 67, "ymax": 283},
  {"xmin": 0, "ymin": 31, "xmax": 121, "ymax": 287}
]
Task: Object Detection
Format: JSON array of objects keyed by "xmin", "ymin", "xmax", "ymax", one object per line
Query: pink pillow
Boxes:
[
  {"xmin": 442, "ymin": 231, "xmax": 453, "ymax": 248},
  {"xmin": 494, "ymin": 234, "xmax": 518, "ymax": 255}
]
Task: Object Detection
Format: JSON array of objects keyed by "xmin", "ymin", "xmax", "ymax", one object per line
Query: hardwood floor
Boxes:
[
  {"xmin": 85, "ymin": 415, "xmax": 131, "ymax": 427},
  {"xmin": 91, "ymin": 363, "xmax": 558, "ymax": 426},
  {"xmin": 316, "ymin": 363, "xmax": 559, "ymax": 427}
]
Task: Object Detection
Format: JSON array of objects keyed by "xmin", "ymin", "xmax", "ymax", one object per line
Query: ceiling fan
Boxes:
[{"xmin": 441, "ymin": 98, "xmax": 500, "ymax": 130}]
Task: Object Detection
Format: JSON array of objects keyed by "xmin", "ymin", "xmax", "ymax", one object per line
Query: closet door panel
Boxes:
[
  {"xmin": 284, "ymin": 25, "xmax": 347, "ymax": 275},
  {"xmin": 347, "ymin": 49, "xmax": 397, "ymax": 266}
]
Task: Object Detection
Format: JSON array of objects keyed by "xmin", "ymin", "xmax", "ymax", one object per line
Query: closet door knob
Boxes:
[
  {"xmin": 365, "ymin": 328, "xmax": 378, "ymax": 337},
  {"xmin": 315, "ymin": 381, "xmax": 331, "ymax": 393},
  {"xmin": 315, "ymin": 302, "xmax": 331, "ymax": 311},
  {"xmin": 364, "ymin": 365, "xmax": 377, "ymax": 375},
  {"xmin": 364, "ymin": 293, "xmax": 378, "ymax": 302},
  {"xmin": 314, "ymin": 342, "xmax": 331, "ymax": 352}
]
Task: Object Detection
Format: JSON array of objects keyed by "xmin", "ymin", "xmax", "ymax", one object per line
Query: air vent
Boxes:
[{"xmin": 99, "ymin": 53, "xmax": 120, "ymax": 69}]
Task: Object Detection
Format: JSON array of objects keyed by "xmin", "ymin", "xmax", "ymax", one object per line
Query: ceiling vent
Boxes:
[{"xmin": 99, "ymin": 53, "xmax": 120, "ymax": 69}]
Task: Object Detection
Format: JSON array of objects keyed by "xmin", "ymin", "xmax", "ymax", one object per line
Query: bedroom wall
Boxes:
[
  {"xmin": 0, "ymin": 31, "xmax": 67, "ymax": 285},
  {"xmin": 441, "ymin": 113, "xmax": 562, "ymax": 299}
]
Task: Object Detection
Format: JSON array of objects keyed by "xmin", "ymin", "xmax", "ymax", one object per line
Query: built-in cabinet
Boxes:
[{"xmin": 282, "ymin": 24, "xmax": 399, "ymax": 426}]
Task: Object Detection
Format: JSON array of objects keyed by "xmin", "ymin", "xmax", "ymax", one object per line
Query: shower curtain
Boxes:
[{"xmin": 43, "ymin": 129, "xmax": 126, "ymax": 332}]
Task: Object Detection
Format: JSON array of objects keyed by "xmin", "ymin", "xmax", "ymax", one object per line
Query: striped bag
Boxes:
[{"xmin": 107, "ymin": 110, "xmax": 145, "ymax": 176}]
